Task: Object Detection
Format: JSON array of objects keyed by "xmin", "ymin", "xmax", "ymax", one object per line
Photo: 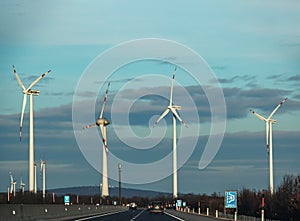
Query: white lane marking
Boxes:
[
  {"xmin": 75, "ymin": 210, "xmax": 126, "ymax": 221},
  {"xmin": 130, "ymin": 209, "xmax": 145, "ymax": 221},
  {"xmin": 164, "ymin": 211, "xmax": 185, "ymax": 221}
]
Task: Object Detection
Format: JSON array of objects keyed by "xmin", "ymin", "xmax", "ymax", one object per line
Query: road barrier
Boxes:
[{"xmin": 0, "ymin": 204, "xmax": 126, "ymax": 221}]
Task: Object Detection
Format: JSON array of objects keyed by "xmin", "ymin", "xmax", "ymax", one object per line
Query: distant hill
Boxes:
[{"xmin": 49, "ymin": 186, "xmax": 171, "ymax": 198}]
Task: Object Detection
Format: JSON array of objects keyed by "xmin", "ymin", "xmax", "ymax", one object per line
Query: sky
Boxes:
[{"xmin": 0, "ymin": 0, "xmax": 300, "ymax": 195}]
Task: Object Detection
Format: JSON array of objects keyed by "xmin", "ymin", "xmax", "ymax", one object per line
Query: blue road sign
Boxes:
[
  {"xmin": 64, "ymin": 195, "xmax": 70, "ymax": 205},
  {"xmin": 225, "ymin": 191, "xmax": 237, "ymax": 208},
  {"xmin": 176, "ymin": 199, "xmax": 182, "ymax": 207}
]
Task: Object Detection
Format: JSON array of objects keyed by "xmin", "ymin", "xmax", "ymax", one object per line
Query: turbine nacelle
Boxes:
[
  {"xmin": 20, "ymin": 180, "xmax": 25, "ymax": 187},
  {"xmin": 96, "ymin": 118, "xmax": 110, "ymax": 126},
  {"xmin": 40, "ymin": 160, "xmax": 46, "ymax": 170},
  {"xmin": 169, "ymin": 105, "xmax": 181, "ymax": 110},
  {"xmin": 23, "ymin": 89, "xmax": 40, "ymax": 96}
]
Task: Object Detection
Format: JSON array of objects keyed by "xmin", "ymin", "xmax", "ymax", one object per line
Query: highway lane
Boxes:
[
  {"xmin": 69, "ymin": 209, "xmax": 185, "ymax": 221},
  {"xmin": 67, "ymin": 209, "xmax": 223, "ymax": 221}
]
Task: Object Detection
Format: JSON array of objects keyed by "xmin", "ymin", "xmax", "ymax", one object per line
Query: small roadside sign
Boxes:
[
  {"xmin": 64, "ymin": 195, "xmax": 70, "ymax": 205},
  {"xmin": 225, "ymin": 191, "xmax": 237, "ymax": 209},
  {"xmin": 176, "ymin": 199, "xmax": 182, "ymax": 207}
]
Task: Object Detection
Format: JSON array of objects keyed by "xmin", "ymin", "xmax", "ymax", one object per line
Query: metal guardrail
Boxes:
[
  {"xmin": 0, "ymin": 204, "xmax": 127, "ymax": 221},
  {"xmin": 175, "ymin": 207, "xmax": 281, "ymax": 221}
]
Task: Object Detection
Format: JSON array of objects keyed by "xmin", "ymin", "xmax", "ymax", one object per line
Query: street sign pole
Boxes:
[{"xmin": 224, "ymin": 191, "xmax": 238, "ymax": 218}]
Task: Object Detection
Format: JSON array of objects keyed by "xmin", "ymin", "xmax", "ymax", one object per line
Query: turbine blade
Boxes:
[
  {"xmin": 170, "ymin": 107, "xmax": 188, "ymax": 127},
  {"xmin": 13, "ymin": 65, "xmax": 26, "ymax": 91},
  {"xmin": 99, "ymin": 125, "xmax": 108, "ymax": 152},
  {"xmin": 27, "ymin": 70, "xmax": 51, "ymax": 90},
  {"xmin": 153, "ymin": 108, "xmax": 170, "ymax": 127},
  {"xmin": 9, "ymin": 173, "xmax": 14, "ymax": 193},
  {"xmin": 266, "ymin": 122, "xmax": 269, "ymax": 153},
  {"xmin": 99, "ymin": 82, "xmax": 110, "ymax": 119},
  {"xmin": 250, "ymin": 109, "xmax": 267, "ymax": 121},
  {"xmin": 20, "ymin": 94, "xmax": 27, "ymax": 141},
  {"xmin": 10, "ymin": 173, "xmax": 13, "ymax": 183},
  {"xmin": 169, "ymin": 67, "xmax": 176, "ymax": 106},
  {"xmin": 83, "ymin": 123, "xmax": 97, "ymax": 129},
  {"xmin": 267, "ymin": 98, "xmax": 288, "ymax": 120}
]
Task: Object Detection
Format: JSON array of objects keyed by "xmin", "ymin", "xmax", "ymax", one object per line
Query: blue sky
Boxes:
[{"xmin": 0, "ymin": 0, "xmax": 300, "ymax": 194}]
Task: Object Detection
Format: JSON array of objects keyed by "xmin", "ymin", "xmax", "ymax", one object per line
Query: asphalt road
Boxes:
[{"xmin": 67, "ymin": 209, "xmax": 224, "ymax": 221}]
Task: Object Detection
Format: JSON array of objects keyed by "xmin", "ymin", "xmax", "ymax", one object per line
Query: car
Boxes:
[
  {"xmin": 148, "ymin": 201, "xmax": 164, "ymax": 214},
  {"xmin": 147, "ymin": 202, "xmax": 152, "ymax": 211},
  {"xmin": 129, "ymin": 202, "xmax": 137, "ymax": 210}
]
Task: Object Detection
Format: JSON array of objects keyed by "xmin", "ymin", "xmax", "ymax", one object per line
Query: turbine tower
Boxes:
[
  {"xmin": 34, "ymin": 163, "xmax": 37, "ymax": 194},
  {"xmin": 41, "ymin": 160, "xmax": 46, "ymax": 199},
  {"xmin": 154, "ymin": 68, "xmax": 187, "ymax": 198},
  {"xmin": 84, "ymin": 82, "xmax": 111, "ymax": 197},
  {"xmin": 250, "ymin": 97, "xmax": 287, "ymax": 195},
  {"xmin": 13, "ymin": 65, "xmax": 51, "ymax": 192}
]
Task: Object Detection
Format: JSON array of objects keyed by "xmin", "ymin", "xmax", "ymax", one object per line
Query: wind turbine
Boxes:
[
  {"xmin": 83, "ymin": 82, "xmax": 111, "ymax": 197},
  {"xmin": 13, "ymin": 65, "xmax": 51, "ymax": 192},
  {"xmin": 154, "ymin": 67, "xmax": 187, "ymax": 198},
  {"xmin": 20, "ymin": 178, "xmax": 25, "ymax": 194},
  {"xmin": 9, "ymin": 172, "xmax": 17, "ymax": 197},
  {"xmin": 34, "ymin": 163, "xmax": 37, "ymax": 194},
  {"xmin": 9, "ymin": 172, "xmax": 13, "ymax": 195},
  {"xmin": 250, "ymin": 97, "xmax": 287, "ymax": 195},
  {"xmin": 40, "ymin": 160, "xmax": 46, "ymax": 199}
]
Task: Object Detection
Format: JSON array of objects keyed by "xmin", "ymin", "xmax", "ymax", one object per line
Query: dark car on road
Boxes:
[{"xmin": 148, "ymin": 201, "xmax": 164, "ymax": 214}]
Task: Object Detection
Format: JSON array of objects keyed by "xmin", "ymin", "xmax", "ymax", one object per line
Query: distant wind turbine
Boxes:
[
  {"xmin": 154, "ymin": 67, "xmax": 187, "ymax": 198},
  {"xmin": 9, "ymin": 172, "xmax": 16, "ymax": 197},
  {"xmin": 250, "ymin": 97, "xmax": 287, "ymax": 195},
  {"xmin": 41, "ymin": 160, "xmax": 46, "ymax": 199},
  {"xmin": 13, "ymin": 65, "xmax": 51, "ymax": 192},
  {"xmin": 83, "ymin": 82, "xmax": 111, "ymax": 198},
  {"xmin": 20, "ymin": 178, "xmax": 25, "ymax": 194},
  {"xmin": 34, "ymin": 163, "xmax": 37, "ymax": 194}
]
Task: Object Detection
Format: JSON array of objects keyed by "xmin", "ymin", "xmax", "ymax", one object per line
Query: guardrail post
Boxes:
[
  {"xmin": 215, "ymin": 210, "xmax": 218, "ymax": 218},
  {"xmin": 206, "ymin": 208, "xmax": 209, "ymax": 216}
]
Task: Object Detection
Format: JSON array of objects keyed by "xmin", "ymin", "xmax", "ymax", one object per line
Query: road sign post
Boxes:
[
  {"xmin": 224, "ymin": 191, "xmax": 238, "ymax": 218},
  {"xmin": 64, "ymin": 195, "xmax": 70, "ymax": 206}
]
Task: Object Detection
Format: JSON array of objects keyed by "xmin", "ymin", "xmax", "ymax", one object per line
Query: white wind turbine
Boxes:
[
  {"xmin": 20, "ymin": 178, "xmax": 25, "ymax": 194},
  {"xmin": 154, "ymin": 68, "xmax": 187, "ymax": 198},
  {"xmin": 9, "ymin": 172, "xmax": 17, "ymax": 197},
  {"xmin": 250, "ymin": 97, "xmax": 287, "ymax": 195},
  {"xmin": 13, "ymin": 65, "xmax": 51, "ymax": 192},
  {"xmin": 41, "ymin": 160, "xmax": 46, "ymax": 199},
  {"xmin": 34, "ymin": 163, "xmax": 37, "ymax": 194},
  {"xmin": 84, "ymin": 82, "xmax": 111, "ymax": 197}
]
